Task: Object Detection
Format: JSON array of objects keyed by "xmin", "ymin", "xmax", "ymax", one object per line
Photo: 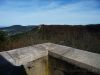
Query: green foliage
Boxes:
[
  {"xmin": 0, "ymin": 24, "xmax": 100, "ymax": 53},
  {"xmin": 0, "ymin": 31, "xmax": 8, "ymax": 42}
]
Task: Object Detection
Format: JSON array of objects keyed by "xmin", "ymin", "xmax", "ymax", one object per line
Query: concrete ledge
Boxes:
[
  {"xmin": 44, "ymin": 43, "xmax": 100, "ymax": 74},
  {"xmin": 0, "ymin": 44, "xmax": 48, "ymax": 66},
  {"xmin": 0, "ymin": 43, "xmax": 100, "ymax": 74}
]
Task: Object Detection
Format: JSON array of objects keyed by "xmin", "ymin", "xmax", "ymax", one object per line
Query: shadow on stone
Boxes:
[
  {"xmin": 0, "ymin": 55, "xmax": 27, "ymax": 75},
  {"xmin": 49, "ymin": 56, "xmax": 99, "ymax": 75}
]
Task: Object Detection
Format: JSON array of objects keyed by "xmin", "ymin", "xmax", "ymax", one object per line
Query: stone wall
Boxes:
[
  {"xmin": 25, "ymin": 56, "xmax": 48, "ymax": 75},
  {"xmin": 0, "ymin": 44, "xmax": 48, "ymax": 75},
  {"xmin": 0, "ymin": 43, "xmax": 100, "ymax": 75},
  {"xmin": 49, "ymin": 56, "xmax": 99, "ymax": 75}
]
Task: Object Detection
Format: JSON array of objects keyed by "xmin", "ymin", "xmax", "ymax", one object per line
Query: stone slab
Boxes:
[
  {"xmin": 45, "ymin": 43, "xmax": 100, "ymax": 74},
  {"xmin": 0, "ymin": 43, "xmax": 100, "ymax": 74},
  {"xmin": 0, "ymin": 44, "xmax": 48, "ymax": 66}
]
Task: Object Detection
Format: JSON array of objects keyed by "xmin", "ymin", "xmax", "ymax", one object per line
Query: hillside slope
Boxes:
[
  {"xmin": 0, "ymin": 24, "xmax": 100, "ymax": 53},
  {"xmin": 0, "ymin": 25, "xmax": 37, "ymax": 35}
]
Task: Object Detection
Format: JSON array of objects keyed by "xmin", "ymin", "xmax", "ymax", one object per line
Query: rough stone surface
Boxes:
[
  {"xmin": 49, "ymin": 56, "xmax": 99, "ymax": 75},
  {"xmin": 0, "ymin": 43, "xmax": 100, "ymax": 75},
  {"xmin": 24, "ymin": 56, "xmax": 48, "ymax": 75},
  {"xmin": 0, "ymin": 44, "xmax": 48, "ymax": 66},
  {"xmin": 45, "ymin": 43, "xmax": 100, "ymax": 74}
]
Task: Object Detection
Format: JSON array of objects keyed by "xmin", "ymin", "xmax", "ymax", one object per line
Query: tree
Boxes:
[{"xmin": 0, "ymin": 31, "xmax": 8, "ymax": 42}]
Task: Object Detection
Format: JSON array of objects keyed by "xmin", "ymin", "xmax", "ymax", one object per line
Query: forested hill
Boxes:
[
  {"xmin": 0, "ymin": 24, "xmax": 100, "ymax": 54},
  {"xmin": 0, "ymin": 25, "xmax": 37, "ymax": 35}
]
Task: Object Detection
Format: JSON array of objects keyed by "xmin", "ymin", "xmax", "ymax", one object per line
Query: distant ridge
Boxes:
[{"xmin": 0, "ymin": 25, "xmax": 37, "ymax": 35}]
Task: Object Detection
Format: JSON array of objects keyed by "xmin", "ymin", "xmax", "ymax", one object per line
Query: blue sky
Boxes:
[{"xmin": 0, "ymin": 0, "xmax": 100, "ymax": 26}]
